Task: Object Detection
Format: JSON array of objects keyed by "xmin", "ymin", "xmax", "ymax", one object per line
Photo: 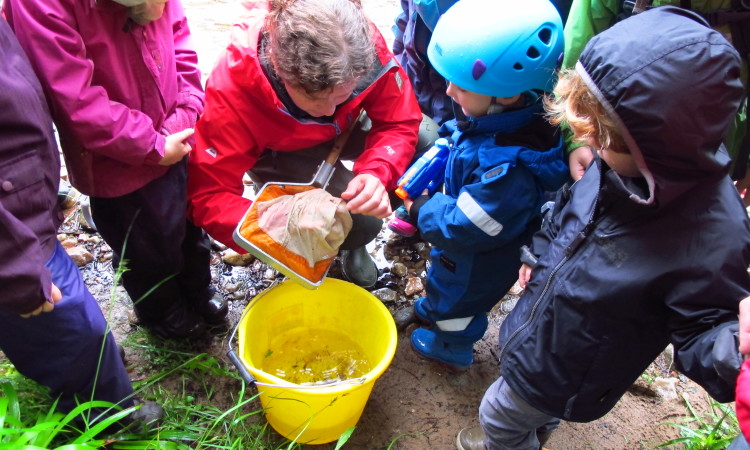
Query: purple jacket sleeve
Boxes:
[{"xmin": 0, "ymin": 15, "xmax": 56, "ymax": 315}]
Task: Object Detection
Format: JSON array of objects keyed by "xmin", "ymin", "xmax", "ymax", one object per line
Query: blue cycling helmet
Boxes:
[{"xmin": 427, "ymin": 0, "xmax": 564, "ymax": 97}]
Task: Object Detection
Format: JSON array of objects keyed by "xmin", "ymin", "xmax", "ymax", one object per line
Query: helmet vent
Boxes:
[
  {"xmin": 513, "ymin": 62, "xmax": 523, "ymax": 71},
  {"xmin": 538, "ymin": 28, "xmax": 552, "ymax": 45},
  {"xmin": 527, "ymin": 46, "xmax": 541, "ymax": 59}
]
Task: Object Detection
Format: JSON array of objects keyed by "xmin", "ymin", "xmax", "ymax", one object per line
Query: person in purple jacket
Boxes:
[
  {"xmin": 0, "ymin": 15, "xmax": 162, "ymax": 427},
  {"xmin": 3, "ymin": 0, "xmax": 227, "ymax": 339}
]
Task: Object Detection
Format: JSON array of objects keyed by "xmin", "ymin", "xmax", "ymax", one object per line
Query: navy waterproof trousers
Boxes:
[{"xmin": 0, "ymin": 241, "xmax": 134, "ymax": 412}]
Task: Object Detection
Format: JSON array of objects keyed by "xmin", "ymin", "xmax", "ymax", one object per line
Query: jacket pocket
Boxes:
[{"xmin": 0, "ymin": 150, "xmax": 48, "ymax": 214}]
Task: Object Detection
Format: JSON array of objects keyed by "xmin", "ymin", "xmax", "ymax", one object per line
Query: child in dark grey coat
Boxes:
[{"xmin": 457, "ymin": 6, "xmax": 750, "ymax": 449}]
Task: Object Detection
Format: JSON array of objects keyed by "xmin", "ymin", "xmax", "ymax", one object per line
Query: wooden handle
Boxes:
[{"xmin": 324, "ymin": 109, "xmax": 364, "ymax": 166}]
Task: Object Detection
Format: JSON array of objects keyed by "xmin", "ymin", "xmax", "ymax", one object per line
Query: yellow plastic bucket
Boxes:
[{"xmin": 235, "ymin": 278, "xmax": 397, "ymax": 445}]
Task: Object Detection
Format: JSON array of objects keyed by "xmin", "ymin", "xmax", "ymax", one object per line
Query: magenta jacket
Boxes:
[{"xmin": 3, "ymin": 0, "xmax": 204, "ymax": 198}]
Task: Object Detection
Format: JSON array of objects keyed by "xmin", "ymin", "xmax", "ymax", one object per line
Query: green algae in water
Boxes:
[{"xmin": 262, "ymin": 328, "xmax": 371, "ymax": 385}]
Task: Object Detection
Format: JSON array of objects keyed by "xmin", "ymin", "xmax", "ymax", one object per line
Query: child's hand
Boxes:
[
  {"xmin": 568, "ymin": 146, "xmax": 594, "ymax": 181},
  {"xmin": 21, "ymin": 282, "xmax": 62, "ymax": 318},
  {"xmin": 518, "ymin": 263, "xmax": 532, "ymax": 289},
  {"xmin": 740, "ymin": 296, "xmax": 750, "ymax": 355},
  {"xmin": 403, "ymin": 197, "xmax": 413, "ymax": 213},
  {"xmin": 159, "ymin": 128, "xmax": 194, "ymax": 166},
  {"xmin": 341, "ymin": 174, "xmax": 392, "ymax": 218},
  {"xmin": 403, "ymin": 189, "xmax": 427, "ymax": 214}
]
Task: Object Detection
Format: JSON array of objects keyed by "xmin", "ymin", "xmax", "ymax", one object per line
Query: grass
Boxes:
[
  {"xmin": 658, "ymin": 392, "xmax": 740, "ymax": 449},
  {"xmin": 0, "ymin": 337, "xmax": 359, "ymax": 450}
]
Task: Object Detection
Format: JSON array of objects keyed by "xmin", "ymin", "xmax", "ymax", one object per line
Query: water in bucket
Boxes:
[{"xmin": 262, "ymin": 328, "xmax": 371, "ymax": 385}]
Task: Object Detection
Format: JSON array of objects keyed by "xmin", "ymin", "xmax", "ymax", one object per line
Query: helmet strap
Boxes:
[{"xmin": 487, "ymin": 97, "xmax": 505, "ymax": 115}]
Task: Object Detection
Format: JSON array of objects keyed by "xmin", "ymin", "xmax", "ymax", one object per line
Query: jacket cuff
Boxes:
[
  {"xmin": 520, "ymin": 245, "xmax": 539, "ymax": 267},
  {"xmin": 409, "ymin": 194, "xmax": 429, "ymax": 223},
  {"xmin": 713, "ymin": 322, "xmax": 742, "ymax": 383},
  {"xmin": 144, "ymin": 133, "xmax": 166, "ymax": 166}
]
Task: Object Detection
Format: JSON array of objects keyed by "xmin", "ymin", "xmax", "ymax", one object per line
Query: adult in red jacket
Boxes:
[{"xmin": 188, "ymin": 0, "xmax": 423, "ymax": 288}]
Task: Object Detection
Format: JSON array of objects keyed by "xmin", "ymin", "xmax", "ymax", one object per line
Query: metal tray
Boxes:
[{"xmin": 232, "ymin": 182, "xmax": 332, "ymax": 290}]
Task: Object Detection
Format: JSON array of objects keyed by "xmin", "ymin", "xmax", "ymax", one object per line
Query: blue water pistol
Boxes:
[{"xmin": 395, "ymin": 137, "xmax": 451, "ymax": 200}]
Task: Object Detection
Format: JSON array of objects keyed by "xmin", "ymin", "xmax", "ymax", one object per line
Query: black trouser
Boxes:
[{"xmin": 91, "ymin": 160, "xmax": 212, "ymax": 323}]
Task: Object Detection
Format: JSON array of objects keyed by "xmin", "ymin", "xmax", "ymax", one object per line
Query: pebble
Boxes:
[
  {"xmin": 372, "ymin": 287, "xmax": 398, "ymax": 303},
  {"xmin": 222, "ymin": 250, "xmax": 255, "ymax": 266},
  {"xmin": 392, "ymin": 307, "xmax": 416, "ymax": 330},
  {"xmin": 60, "ymin": 238, "xmax": 78, "ymax": 249},
  {"xmin": 391, "ymin": 262, "xmax": 408, "ymax": 277},
  {"xmin": 404, "ymin": 276, "xmax": 424, "ymax": 296},
  {"xmin": 652, "ymin": 377, "xmax": 679, "ymax": 400},
  {"xmin": 66, "ymin": 246, "xmax": 93, "ymax": 267}
]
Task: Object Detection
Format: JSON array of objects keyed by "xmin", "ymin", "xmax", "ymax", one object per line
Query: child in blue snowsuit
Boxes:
[{"xmin": 401, "ymin": 0, "xmax": 570, "ymax": 370}]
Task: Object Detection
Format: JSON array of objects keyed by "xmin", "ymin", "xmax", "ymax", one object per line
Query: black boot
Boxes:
[
  {"xmin": 124, "ymin": 400, "xmax": 165, "ymax": 434},
  {"xmin": 340, "ymin": 246, "xmax": 377, "ymax": 289},
  {"xmin": 146, "ymin": 303, "xmax": 206, "ymax": 339},
  {"xmin": 195, "ymin": 290, "xmax": 228, "ymax": 325}
]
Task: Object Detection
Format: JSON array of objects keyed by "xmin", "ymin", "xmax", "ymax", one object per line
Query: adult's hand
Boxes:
[
  {"xmin": 341, "ymin": 173, "xmax": 392, "ymax": 218},
  {"xmin": 740, "ymin": 296, "xmax": 750, "ymax": 355},
  {"xmin": 21, "ymin": 282, "xmax": 62, "ymax": 318},
  {"xmin": 568, "ymin": 145, "xmax": 594, "ymax": 181},
  {"xmin": 159, "ymin": 128, "xmax": 194, "ymax": 166}
]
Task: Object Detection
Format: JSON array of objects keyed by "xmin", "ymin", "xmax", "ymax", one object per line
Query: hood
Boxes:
[{"xmin": 577, "ymin": 6, "xmax": 743, "ymax": 206}]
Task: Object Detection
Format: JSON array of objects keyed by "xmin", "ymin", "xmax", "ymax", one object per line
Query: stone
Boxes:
[
  {"xmin": 404, "ymin": 276, "xmax": 424, "ymax": 296},
  {"xmin": 222, "ymin": 250, "xmax": 255, "ymax": 266},
  {"xmin": 60, "ymin": 238, "xmax": 78, "ymax": 249},
  {"xmin": 66, "ymin": 246, "xmax": 93, "ymax": 267},
  {"xmin": 652, "ymin": 377, "xmax": 679, "ymax": 400},
  {"xmin": 391, "ymin": 262, "xmax": 408, "ymax": 277},
  {"xmin": 393, "ymin": 307, "xmax": 416, "ymax": 330},
  {"xmin": 372, "ymin": 287, "xmax": 398, "ymax": 304}
]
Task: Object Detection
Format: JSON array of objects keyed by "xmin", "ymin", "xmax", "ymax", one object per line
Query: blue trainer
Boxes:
[{"xmin": 410, "ymin": 328, "xmax": 473, "ymax": 371}]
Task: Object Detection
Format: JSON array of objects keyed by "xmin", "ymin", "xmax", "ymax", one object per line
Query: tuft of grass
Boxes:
[
  {"xmin": 657, "ymin": 392, "xmax": 740, "ymax": 449},
  {"xmin": 0, "ymin": 377, "xmax": 147, "ymax": 449},
  {"xmin": 0, "ymin": 347, "xmax": 358, "ymax": 449}
]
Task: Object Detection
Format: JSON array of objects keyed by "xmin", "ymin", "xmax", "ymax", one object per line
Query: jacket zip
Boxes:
[
  {"xmin": 498, "ymin": 252, "xmax": 568, "ymax": 361},
  {"xmin": 499, "ymin": 167, "xmax": 604, "ymax": 362}
]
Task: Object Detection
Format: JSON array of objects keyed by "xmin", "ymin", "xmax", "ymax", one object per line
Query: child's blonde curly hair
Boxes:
[{"xmin": 545, "ymin": 68, "xmax": 627, "ymax": 153}]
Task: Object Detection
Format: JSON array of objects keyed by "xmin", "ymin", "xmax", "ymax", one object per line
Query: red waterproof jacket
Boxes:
[
  {"xmin": 188, "ymin": 0, "xmax": 421, "ymax": 251},
  {"xmin": 738, "ymin": 360, "xmax": 750, "ymax": 441}
]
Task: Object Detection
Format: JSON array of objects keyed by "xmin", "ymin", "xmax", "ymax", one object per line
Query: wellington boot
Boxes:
[
  {"xmin": 340, "ymin": 246, "xmax": 378, "ymax": 289},
  {"xmin": 413, "ymin": 296, "xmax": 430, "ymax": 324},
  {"xmin": 411, "ymin": 328, "xmax": 473, "ymax": 371}
]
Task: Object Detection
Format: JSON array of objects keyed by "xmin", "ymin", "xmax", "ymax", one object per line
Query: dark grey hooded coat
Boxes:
[{"xmin": 499, "ymin": 6, "xmax": 750, "ymax": 422}]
